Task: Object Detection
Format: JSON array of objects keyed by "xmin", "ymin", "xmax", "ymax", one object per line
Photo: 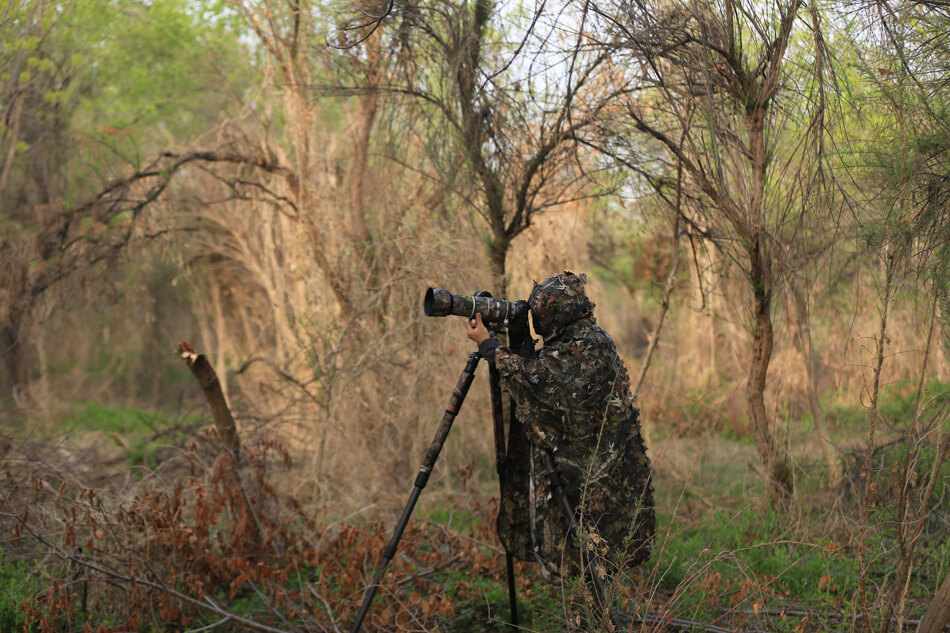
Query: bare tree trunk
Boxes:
[
  {"xmin": 0, "ymin": 90, "xmax": 25, "ymax": 196},
  {"xmin": 489, "ymin": 231, "xmax": 510, "ymax": 297},
  {"xmin": 742, "ymin": 66, "xmax": 796, "ymax": 501},
  {"xmin": 211, "ymin": 283, "xmax": 231, "ymax": 405},
  {"xmin": 881, "ymin": 297, "xmax": 947, "ymax": 633},
  {"xmin": 178, "ymin": 341, "xmax": 241, "ymax": 459},
  {"xmin": 342, "ymin": 30, "xmax": 385, "ymax": 329},
  {"xmin": 179, "ymin": 341, "xmax": 265, "ymax": 546},
  {"xmin": 690, "ymin": 244, "xmax": 719, "ymax": 379},
  {"xmin": 634, "ymin": 200, "xmax": 681, "ymax": 400},
  {"xmin": 918, "ymin": 572, "xmax": 950, "ymax": 633},
  {"xmin": 0, "ymin": 326, "xmax": 19, "ymax": 395},
  {"xmin": 0, "ymin": 0, "xmax": 39, "ymax": 199},
  {"xmin": 788, "ymin": 277, "xmax": 841, "ymax": 487},
  {"xmin": 33, "ymin": 328, "xmax": 50, "ymax": 415},
  {"xmin": 858, "ymin": 255, "xmax": 894, "ymax": 632},
  {"xmin": 747, "ymin": 236, "xmax": 792, "ymax": 504},
  {"xmin": 346, "ymin": 29, "xmax": 381, "ymax": 268}
]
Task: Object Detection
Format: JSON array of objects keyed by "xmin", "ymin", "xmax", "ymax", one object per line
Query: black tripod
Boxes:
[
  {"xmin": 348, "ymin": 351, "xmax": 520, "ymax": 632},
  {"xmin": 348, "ymin": 327, "xmax": 620, "ymax": 632}
]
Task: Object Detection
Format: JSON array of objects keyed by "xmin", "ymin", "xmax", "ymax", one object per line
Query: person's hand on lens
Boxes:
[{"xmin": 466, "ymin": 312, "xmax": 490, "ymax": 344}]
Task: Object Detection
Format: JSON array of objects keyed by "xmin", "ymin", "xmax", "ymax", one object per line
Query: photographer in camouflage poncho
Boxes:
[{"xmin": 466, "ymin": 271, "xmax": 655, "ymax": 582}]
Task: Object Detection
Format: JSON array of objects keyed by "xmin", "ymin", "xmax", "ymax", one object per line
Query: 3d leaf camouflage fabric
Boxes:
[{"xmin": 485, "ymin": 272, "xmax": 655, "ymax": 579}]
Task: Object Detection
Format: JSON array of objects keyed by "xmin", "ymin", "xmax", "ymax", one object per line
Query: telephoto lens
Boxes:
[{"xmin": 424, "ymin": 288, "xmax": 528, "ymax": 325}]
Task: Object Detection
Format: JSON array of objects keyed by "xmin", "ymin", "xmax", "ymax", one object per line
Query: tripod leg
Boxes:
[
  {"xmin": 488, "ymin": 362, "xmax": 519, "ymax": 628},
  {"xmin": 349, "ymin": 352, "xmax": 481, "ymax": 633},
  {"xmin": 505, "ymin": 551, "xmax": 518, "ymax": 625}
]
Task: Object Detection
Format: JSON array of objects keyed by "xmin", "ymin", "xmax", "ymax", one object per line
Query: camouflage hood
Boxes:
[{"xmin": 528, "ymin": 271, "xmax": 595, "ymax": 342}]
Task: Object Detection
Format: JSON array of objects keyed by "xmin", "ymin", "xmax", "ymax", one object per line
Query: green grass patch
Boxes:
[
  {"xmin": 647, "ymin": 508, "xmax": 861, "ymax": 617},
  {"xmin": 0, "ymin": 549, "xmax": 41, "ymax": 633},
  {"xmin": 423, "ymin": 504, "xmax": 483, "ymax": 534},
  {"xmin": 57, "ymin": 402, "xmax": 201, "ymax": 470},
  {"xmin": 825, "ymin": 378, "xmax": 950, "ymax": 435},
  {"xmin": 436, "ymin": 565, "xmax": 563, "ymax": 633},
  {"xmin": 60, "ymin": 402, "xmax": 169, "ymax": 436}
]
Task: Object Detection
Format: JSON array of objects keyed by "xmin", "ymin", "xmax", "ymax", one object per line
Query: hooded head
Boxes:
[{"xmin": 528, "ymin": 271, "xmax": 595, "ymax": 341}]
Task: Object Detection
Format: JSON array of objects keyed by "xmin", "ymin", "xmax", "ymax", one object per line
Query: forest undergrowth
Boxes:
[
  {"xmin": 1, "ymin": 383, "xmax": 947, "ymax": 633},
  {"xmin": 2, "ymin": 0, "xmax": 949, "ymax": 630}
]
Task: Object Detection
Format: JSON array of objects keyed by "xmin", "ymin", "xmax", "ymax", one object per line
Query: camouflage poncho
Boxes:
[{"xmin": 489, "ymin": 272, "xmax": 655, "ymax": 579}]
